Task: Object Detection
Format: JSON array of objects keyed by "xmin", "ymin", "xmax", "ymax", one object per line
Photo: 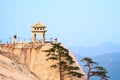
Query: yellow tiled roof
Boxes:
[{"xmin": 32, "ymin": 22, "xmax": 46, "ymax": 28}]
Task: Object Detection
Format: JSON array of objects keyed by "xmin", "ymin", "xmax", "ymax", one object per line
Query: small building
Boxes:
[{"xmin": 31, "ymin": 22, "xmax": 47, "ymax": 45}]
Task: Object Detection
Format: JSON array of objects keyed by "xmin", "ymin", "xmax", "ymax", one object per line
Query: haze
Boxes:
[{"xmin": 0, "ymin": 0, "xmax": 120, "ymax": 47}]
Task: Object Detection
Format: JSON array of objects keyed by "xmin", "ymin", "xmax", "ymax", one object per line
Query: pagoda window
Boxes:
[
  {"xmin": 34, "ymin": 28, "xmax": 36, "ymax": 30},
  {"xmin": 37, "ymin": 28, "xmax": 39, "ymax": 30}
]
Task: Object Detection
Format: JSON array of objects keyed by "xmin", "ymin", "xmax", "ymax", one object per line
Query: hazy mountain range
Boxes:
[
  {"xmin": 93, "ymin": 53, "xmax": 120, "ymax": 80},
  {"xmin": 69, "ymin": 43, "xmax": 120, "ymax": 80},
  {"xmin": 69, "ymin": 42, "xmax": 120, "ymax": 57}
]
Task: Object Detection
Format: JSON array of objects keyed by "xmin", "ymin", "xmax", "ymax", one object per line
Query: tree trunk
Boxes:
[
  {"xmin": 59, "ymin": 50, "xmax": 62, "ymax": 80},
  {"xmin": 87, "ymin": 63, "xmax": 90, "ymax": 80}
]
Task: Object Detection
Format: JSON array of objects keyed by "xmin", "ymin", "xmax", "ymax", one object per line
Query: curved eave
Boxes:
[{"xmin": 31, "ymin": 30, "xmax": 47, "ymax": 33}]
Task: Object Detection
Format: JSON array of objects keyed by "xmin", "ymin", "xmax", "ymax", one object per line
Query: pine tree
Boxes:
[
  {"xmin": 81, "ymin": 57, "xmax": 110, "ymax": 80},
  {"xmin": 43, "ymin": 43, "xmax": 84, "ymax": 80}
]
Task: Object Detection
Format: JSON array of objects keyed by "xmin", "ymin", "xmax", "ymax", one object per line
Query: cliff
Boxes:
[
  {"xmin": 0, "ymin": 53, "xmax": 39, "ymax": 80},
  {"xmin": 0, "ymin": 43, "xmax": 87, "ymax": 80}
]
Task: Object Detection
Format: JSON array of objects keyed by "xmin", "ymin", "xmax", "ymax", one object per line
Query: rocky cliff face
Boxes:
[
  {"xmin": 0, "ymin": 43, "xmax": 87, "ymax": 80},
  {"xmin": 0, "ymin": 53, "xmax": 39, "ymax": 80}
]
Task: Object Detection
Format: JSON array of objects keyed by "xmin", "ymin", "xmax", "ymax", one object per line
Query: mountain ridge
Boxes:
[
  {"xmin": 69, "ymin": 43, "xmax": 120, "ymax": 80},
  {"xmin": 93, "ymin": 52, "xmax": 120, "ymax": 80},
  {"xmin": 69, "ymin": 42, "xmax": 120, "ymax": 57}
]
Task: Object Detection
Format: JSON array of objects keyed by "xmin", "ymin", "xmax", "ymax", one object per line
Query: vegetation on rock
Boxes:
[
  {"xmin": 81, "ymin": 57, "xmax": 110, "ymax": 80},
  {"xmin": 43, "ymin": 43, "xmax": 84, "ymax": 80}
]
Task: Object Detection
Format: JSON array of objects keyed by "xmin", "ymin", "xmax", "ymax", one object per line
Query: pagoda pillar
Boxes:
[
  {"xmin": 32, "ymin": 34, "xmax": 36, "ymax": 44},
  {"xmin": 42, "ymin": 33, "xmax": 45, "ymax": 45}
]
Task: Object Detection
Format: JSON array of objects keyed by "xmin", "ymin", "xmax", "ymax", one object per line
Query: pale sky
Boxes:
[{"xmin": 0, "ymin": 0, "xmax": 120, "ymax": 47}]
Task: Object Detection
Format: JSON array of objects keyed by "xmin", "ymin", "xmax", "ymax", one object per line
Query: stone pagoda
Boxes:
[{"xmin": 31, "ymin": 22, "xmax": 47, "ymax": 45}]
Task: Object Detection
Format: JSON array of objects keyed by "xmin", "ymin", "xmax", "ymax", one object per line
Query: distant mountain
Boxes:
[
  {"xmin": 69, "ymin": 43, "xmax": 120, "ymax": 57},
  {"xmin": 76, "ymin": 52, "xmax": 120, "ymax": 80},
  {"xmin": 93, "ymin": 53, "xmax": 120, "ymax": 80},
  {"xmin": 69, "ymin": 43, "xmax": 120, "ymax": 80}
]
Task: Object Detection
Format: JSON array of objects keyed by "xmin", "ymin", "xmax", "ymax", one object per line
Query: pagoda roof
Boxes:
[{"xmin": 32, "ymin": 22, "xmax": 46, "ymax": 28}]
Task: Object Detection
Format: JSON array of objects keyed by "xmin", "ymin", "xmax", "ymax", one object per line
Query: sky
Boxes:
[{"xmin": 0, "ymin": 0, "xmax": 120, "ymax": 47}]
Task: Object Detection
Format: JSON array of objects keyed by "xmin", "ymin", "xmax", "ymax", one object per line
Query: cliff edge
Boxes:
[{"xmin": 0, "ymin": 43, "xmax": 87, "ymax": 80}]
